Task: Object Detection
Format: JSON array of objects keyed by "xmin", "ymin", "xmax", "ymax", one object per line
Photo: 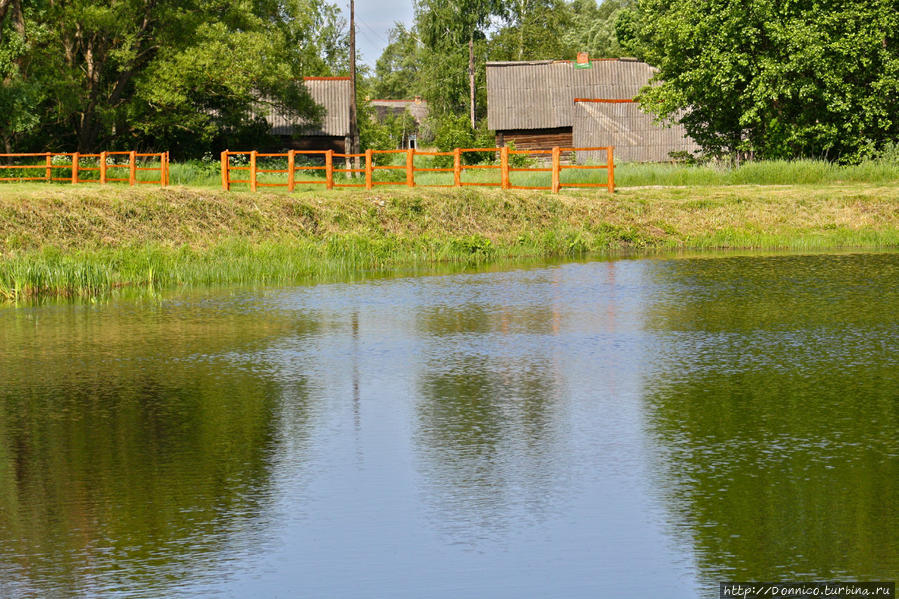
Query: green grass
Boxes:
[
  {"xmin": 0, "ymin": 236, "xmax": 541, "ymax": 301},
  {"xmin": 236, "ymin": 156, "xmax": 899, "ymax": 190},
  {"xmin": 7, "ymin": 154, "xmax": 899, "ymax": 190},
  {"xmin": 614, "ymin": 159, "xmax": 899, "ymax": 186},
  {"xmin": 168, "ymin": 161, "xmax": 221, "ymax": 187},
  {"xmin": 1, "ymin": 179, "xmax": 898, "ymax": 300}
]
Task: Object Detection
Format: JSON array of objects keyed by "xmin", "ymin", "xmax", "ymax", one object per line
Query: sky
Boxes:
[{"xmin": 345, "ymin": 0, "xmax": 414, "ymax": 67}]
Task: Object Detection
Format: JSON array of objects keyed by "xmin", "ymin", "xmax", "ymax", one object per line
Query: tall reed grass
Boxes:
[
  {"xmin": 0, "ymin": 233, "xmax": 598, "ymax": 300},
  {"xmin": 2, "ymin": 158, "xmax": 898, "ymax": 300}
]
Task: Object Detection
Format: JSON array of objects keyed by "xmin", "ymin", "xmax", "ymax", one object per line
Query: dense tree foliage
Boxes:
[
  {"xmin": 0, "ymin": 0, "xmax": 347, "ymax": 155},
  {"xmin": 617, "ymin": 0, "xmax": 899, "ymax": 161},
  {"xmin": 370, "ymin": 24, "xmax": 424, "ymax": 101},
  {"xmin": 1, "ymin": 0, "xmax": 631, "ymax": 154},
  {"xmin": 13, "ymin": 0, "xmax": 892, "ymax": 162},
  {"xmin": 562, "ymin": 0, "xmax": 629, "ymax": 59},
  {"xmin": 416, "ymin": 0, "xmax": 506, "ymax": 126},
  {"xmin": 373, "ymin": 0, "xmax": 898, "ymax": 162},
  {"xmin": 488, "ymin": 0, "xmax": 573, "ymax": 62}
]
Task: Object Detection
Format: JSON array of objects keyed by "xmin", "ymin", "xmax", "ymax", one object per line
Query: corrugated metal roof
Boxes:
[
  {"xmin": 261, "ymin": 78, "xmax": 352, "ymax": 137},
  {"xmin": 487, "ymin": 59, "xmax": 699, "ymax": 162},
  {"xmin": 572, "ymin": 102, "xmax": 700, "ymax": 163},
  {"xmin": 486, "ymin": 59, "xmax": 656, "ymax": 131}
]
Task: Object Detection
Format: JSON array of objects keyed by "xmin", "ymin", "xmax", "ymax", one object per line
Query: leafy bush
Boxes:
[
  {"xmin": 431, "ymin": 113, "xmax": 496, "ymax": 166},
  {"xmin": 876, "ymin": 142, "xmax": 899, "ymax": 165},
  {"xmin": 506, "ymin": 140, "xmax": 535, "ymax": 168}
]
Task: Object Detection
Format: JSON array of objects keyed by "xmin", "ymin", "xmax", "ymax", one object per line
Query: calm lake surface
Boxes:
[{"xmin": 1, "ymin": 253, "xmax": 897, "ymax": 598}]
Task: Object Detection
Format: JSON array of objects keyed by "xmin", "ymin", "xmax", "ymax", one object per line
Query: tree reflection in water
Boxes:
[
  {"xmin": 0, "ymin": 295, "xmax": 314, "ymax": 597},
  {"xmin": 640, "ymin": 254, "xmax": 899, "ymax": 588},
  {"xmin": 412, "ymin": 280, "xmax": 569, "ymax": 539}
]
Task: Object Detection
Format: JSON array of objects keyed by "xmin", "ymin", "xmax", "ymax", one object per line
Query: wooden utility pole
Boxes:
[
  {"xmin": 469, "ymin": 36, "xmax": 476, "ymax": 129},
  {"xmin": 348, "ymin": 0, "xmax": 360, "ymax": 176}
]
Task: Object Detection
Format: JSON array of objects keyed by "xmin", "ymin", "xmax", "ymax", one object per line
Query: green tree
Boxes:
[
  {"xmin": 2, "ymin": 0, "xmax": 347, "ymax": 155},
  {"xmin": 416, "ymin": 0, "xmax": 506, "ymax": 127},
  {"xmin": 0, "ymin": 0, "xmax": 41, "ymax": 153},
  {"xmin": 489, "ymin": 0, "xmax": 576, "ymax": 61},
  {"xmin": 562, "ymin": 0, "xmax": 629, "ymax": 58},
  {"xmin": 355, "ymin": 77, "xmax": 396, "ymax": 153},
  {"xmin": 617, "ymin": 0, "xmax": 899, "ymax": 161},
  {"xmin": 370, "ymin": 23, "xmax": 424, "ymax": 100},
  {"xmin": 0, "ymin": 29, "xmax": 41, "ymax": 153},
  {"xmin": 431, "ymin": 112, "xmax": 495, "ymax": 164},
  {"xmin": 487, "ymin": 0, "xmax": 631, "ymax": 62}
]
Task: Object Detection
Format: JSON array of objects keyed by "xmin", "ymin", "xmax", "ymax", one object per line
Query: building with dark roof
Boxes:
[
  {"xmin": 486, "ymin": 59, "xmax": 698, "ymax": 162},
  {"xmin": 261, "ymin": 76, "xmax": 352, "ymax": 152},
  {"xmin": 369, "ymin": 98, "xmax": 429, "ymax": 149}
]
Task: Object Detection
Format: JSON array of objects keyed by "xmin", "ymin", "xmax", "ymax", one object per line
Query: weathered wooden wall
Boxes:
[
  {"xmin": 496, "ymin": 128, "xmax": 573, "ymax": 153},
  {"xmin": 276, "ymin": 135, "xmax": 345, "ymax": 153}
]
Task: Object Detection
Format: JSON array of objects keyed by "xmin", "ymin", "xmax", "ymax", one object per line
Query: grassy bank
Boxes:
[{"xmin": 1, "ymin": 182, "xmax": 898, "ymax": 299}]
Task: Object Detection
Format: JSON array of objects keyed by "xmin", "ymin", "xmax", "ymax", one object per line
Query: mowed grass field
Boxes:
[{"xmin": 1, "ymin": 177, "xmax": 898, "ymax": 299}]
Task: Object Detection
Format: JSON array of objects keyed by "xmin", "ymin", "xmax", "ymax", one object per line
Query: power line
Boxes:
[
  {"xmin": 357, "ymin": 27, "xmax": 382, "ymax": 52},
  {"xmin": 361, "ymin": 20, "xmax": 390, "ymax": 46}
]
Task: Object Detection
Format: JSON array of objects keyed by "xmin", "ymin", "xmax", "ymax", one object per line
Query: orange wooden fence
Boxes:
[
  {"xmin": 0, "ymin": 152, "xmax": 169, "ymax": 186},
  {"xmin": 220, "ymin": 146, "xmax": 614, "ymax": 193}
]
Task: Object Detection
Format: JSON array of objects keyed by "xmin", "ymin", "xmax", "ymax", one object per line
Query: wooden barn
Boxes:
[
  {"xmin": 369, "ymin": 97, "xmax": 430, "ymax": 149},
  {"xmin": 486, "ymin": 59, "xmax": 698, "ymax": 162},
  {"xmin": 263, "ymin": 76, "xmax": 352, "ymax": 152}
]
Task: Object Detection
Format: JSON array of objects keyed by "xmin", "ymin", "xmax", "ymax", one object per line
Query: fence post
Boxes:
[
  {"xmin": 500, "ymin": 146, "xmax": 510, "ymax": 190},
  {"xmin": 129, "ymin": 151, "xmax": 136, "ymax": 186},
  {"xmin": 607, "ymin": 146, "xmax": 615, "ymax": 193},
  {"xmin": 45, "ymin": 153, "xmax": 52, "ymax": 181},
  {"xmin": 221, "ymin": 151, "xmax": 229, "ymax": 191},
  {"xmin": 453, "ymin": 148, "xmax": 462, "ymax": 187},
  {"xmin": 99, "ymin": 151, "xmax": 107, "ymax": 185},
  {"xmin": 71, "ymin": 152, "xmax": 79, "ymax": 184},
  {"xmin": 551, "ymin": 147, "xmax": 560, "ymax": 193},
  {"xmin": 287, "ymin": 150, "xmax": 295, "ymax": 192},
  {"xmin": 250, "ymin": 150, "xmax": 257, "ymax": 192},
  {"xmin": 160, "ymin": 152, "xmax": 167, "ymax": 187},
  {"xmin": 365, "ymin": 149, "xmax": 373, "ymax": 190},
  {"xmin": 164, "ymin": 152, "xmax": 170, "ymax": 186},
  {"xmin": 406, "ymin": 147, "xmax": 415, "ymax": 188},
  {"xmin": 325, "ymin": 150, "xmax": 334, "ymax": 190}
]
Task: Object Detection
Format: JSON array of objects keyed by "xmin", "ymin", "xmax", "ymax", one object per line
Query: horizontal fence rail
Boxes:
[
  {"xmin": 0, "ymin": 152, "xmax": 169, "ymax": 186},
  {"xmin": 221, "ymin": 146, "xmax": 614, "ymax": 194}
]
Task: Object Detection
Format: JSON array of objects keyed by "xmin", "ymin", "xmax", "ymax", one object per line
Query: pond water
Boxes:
[{"xmin": 0, "ymin": 252, "xmax": 897, "ymax": 598}]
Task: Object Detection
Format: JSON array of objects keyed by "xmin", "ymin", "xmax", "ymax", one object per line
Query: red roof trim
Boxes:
[{"xmin": 573, "ymin": 98, "xmax": 636, "ymax": 103}]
